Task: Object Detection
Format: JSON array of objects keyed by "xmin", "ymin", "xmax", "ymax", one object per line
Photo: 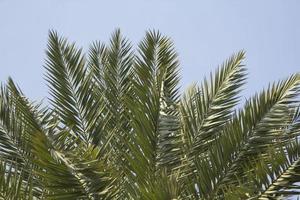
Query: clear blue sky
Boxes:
[{"xmin": 0, "ymin": 0, "xmax": 300, "ymax": 103}]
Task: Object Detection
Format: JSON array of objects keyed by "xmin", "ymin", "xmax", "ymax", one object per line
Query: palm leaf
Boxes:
[
  {"xmin": 6, "ymin": 79, "xmax": 118, "ymax": 199},
  {"xmin": 123, "ymin": 30, "xmax": 182, "ymax": 199},
  {"xmin": 0, "ymin": 161, "xmax": 34, "ymax": 200},
  {"xmin": 181, "ymin": 51, "xmax": 246, "ymax": 152},
  {"xmin": 1, "ymin": 29, "xmax": 300, "ymax": 199},
  {"xmin": 188, "ymin": 74, "xmax": 300, "ymax": 199}
]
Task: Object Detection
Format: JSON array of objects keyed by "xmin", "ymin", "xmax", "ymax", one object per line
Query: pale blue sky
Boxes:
[{"xmin": 0, "ymin": 0, "xmax": 300, "ymax": 103}]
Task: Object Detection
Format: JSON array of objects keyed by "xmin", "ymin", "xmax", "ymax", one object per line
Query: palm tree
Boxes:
[{"xmin": 0, "ymin": 29, "xmax": 300, "ymax": 200}]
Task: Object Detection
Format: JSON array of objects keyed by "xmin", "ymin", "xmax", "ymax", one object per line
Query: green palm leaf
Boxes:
[
  {"xmin": 1, "ymin": 29, "xmax": 300, "ymax": 199},
  {"xmin": 181, "ymin": 51, "xmax": 246, "ymax": 152},
  {"xmin": 123, "ymin": 31, "xmax": 182, "ymax": 199}
]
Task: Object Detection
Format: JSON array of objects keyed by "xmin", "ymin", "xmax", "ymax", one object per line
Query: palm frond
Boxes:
[
  {"xmin": 46, "ymin": 30, "xmax": 94, "ymax": 144},
  {"xmin": 0, "ymin": 161, "xmax": 34, "ymax": 200},
  {"xmin": 186, "ymin": 74, "xmax": 300, "ymax": 199},
  {"xmin": 178, "ymin": 51, "xmax": 246, "ymax": 198},
  {"xmin": 181, "ymin": 51, "xmax": 246, "ymax": 152},
  {"xmin": 1, "ymin": 29, "xmax": 300, "ymax": 199},
  {"xmin": 123, "ymin": 30, "xmax": 182, "ymax": 199},
  {"xmin": 6, "ymin": 78, "xmax": 118, "ymax": 199}
]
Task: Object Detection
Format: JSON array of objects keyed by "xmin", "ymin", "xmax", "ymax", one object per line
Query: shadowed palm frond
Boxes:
[{"xmin": 0, "ymin": 161, "xmax": 34, "ymax": 200}]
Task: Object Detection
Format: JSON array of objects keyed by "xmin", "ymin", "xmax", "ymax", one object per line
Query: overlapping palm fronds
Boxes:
[{"xmin": 0, "ymin": 29, "xmax": 300, "ymax": 199}]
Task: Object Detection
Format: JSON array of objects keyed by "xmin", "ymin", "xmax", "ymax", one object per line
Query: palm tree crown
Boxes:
[{"xmin": 0, "ymin": 29, "xmax": 300, "ymax": 199}]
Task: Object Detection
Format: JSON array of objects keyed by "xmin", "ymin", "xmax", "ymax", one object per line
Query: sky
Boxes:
[{"xmin": 1, "ymin": 0, "xmax": 300, "ymax": 102}]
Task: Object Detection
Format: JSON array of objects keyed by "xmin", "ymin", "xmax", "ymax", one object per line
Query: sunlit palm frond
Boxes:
[{"xmin": 181, "ymin": 51, "xmax": 246, "ymax": 152}]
